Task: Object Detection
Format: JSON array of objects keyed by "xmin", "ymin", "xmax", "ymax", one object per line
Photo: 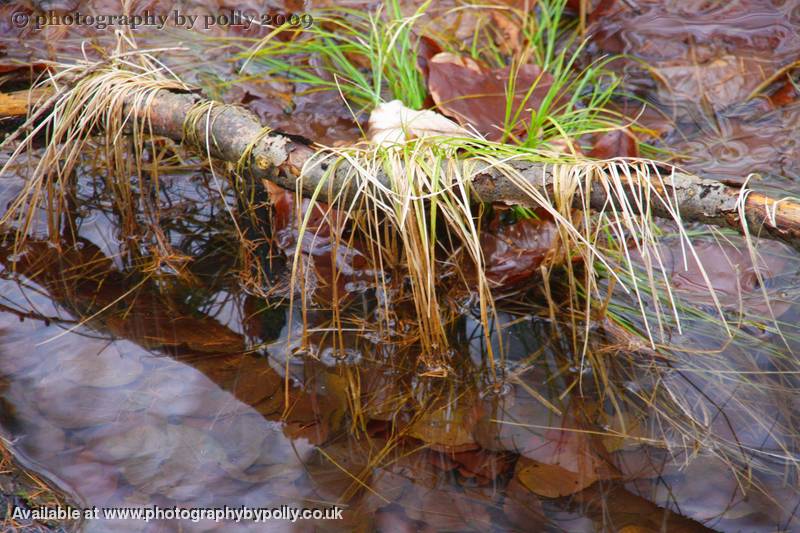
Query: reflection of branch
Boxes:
[
  {"xmin": 0, "ymin": 236, "xmax": 247, "ymax": 355},
  {"xmin": 0, "ymin": 235, "xmax": 310, "ymax": 427},
  {"xmin": 0, "ymin": 302, "xmax": 77, "ymax": 327},
  {"xmin": 569, "ymin": 484, "xmax": 717, "ymax": 532},
  {"xmin": 5, "ymin": 86, "xmax": 800, "ymax": 249}
]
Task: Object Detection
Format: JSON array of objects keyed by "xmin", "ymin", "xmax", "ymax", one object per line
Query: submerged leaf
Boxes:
[
  {"xmin": 481, "ymin": 210, "xmax": 559, "ymax": 287},
  {"xmin": 656, "ymin": 56, "xmax": 771, "ymax": 110},
  {"xmin": 407, "ymin": 401, "xmax": 479, "ymax": 453},
  {"xmin": 633, "ymin": 237, "xmax": 791, "ymax": 316},
  {"xmin": 515, "ymin": 457, "xmax": 600, "ymax": 498},
  {"xmin": 768, "ymin": 76, "xmax": 799, "ymax": 108},
  {"xmin": 502, "ymin": 477, "xmax": 547, "ymax": 530},
  {"xmin": 450, "ymin": 448, "xmax": 515, "ymax": 483}
]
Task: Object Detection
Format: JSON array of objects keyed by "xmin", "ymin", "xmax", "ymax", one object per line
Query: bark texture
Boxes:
[{"xmin": 0, "ymin": 88, "xmax": 51, "ymax": 118}]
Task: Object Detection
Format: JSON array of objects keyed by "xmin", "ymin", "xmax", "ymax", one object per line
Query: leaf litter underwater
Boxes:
[{"xmin": 1, "ymin": 0, "xmax": 800, "ymax": 532}]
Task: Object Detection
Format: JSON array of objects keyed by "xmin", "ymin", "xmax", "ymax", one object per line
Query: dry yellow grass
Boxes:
[{"xmin": 0, "ymin": 438, "xmax": 76, "ymax": 532}]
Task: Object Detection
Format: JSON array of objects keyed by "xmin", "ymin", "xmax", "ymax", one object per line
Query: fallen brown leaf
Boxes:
[
  {"xmin": 514, "ymin": 457, "xmax": 603, "ymax": 498},
  {"xmin": 428, "ymin": 52, "xmax": 555, "ymax": 141}
]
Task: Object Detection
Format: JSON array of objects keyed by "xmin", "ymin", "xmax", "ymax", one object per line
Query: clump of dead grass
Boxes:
[
  {"xmin": 0, "ymin": 33, "xmax": 194, "ymax": 279},
  {"xmin": 292, "ymin": 135, "xmax": 730, "ymax": 371}
]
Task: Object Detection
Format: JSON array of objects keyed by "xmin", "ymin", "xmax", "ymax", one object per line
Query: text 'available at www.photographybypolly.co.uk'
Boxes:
[{"xmin": 11, "ymin": 504, "xmax": 344, "ymax": 523}]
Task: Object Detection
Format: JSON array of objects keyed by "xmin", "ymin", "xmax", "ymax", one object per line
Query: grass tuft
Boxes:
[
  {"xmin": 240, "ymin": 0, "xmax": 430, "ymax": 112},
  {"xmin": 0, "ymin": 35, "xmax": 191, "ymax": 268}
]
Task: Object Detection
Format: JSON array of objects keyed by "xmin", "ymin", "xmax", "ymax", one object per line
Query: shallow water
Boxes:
[
  {"xmin": 2, "ymin": 0, "xmax": 800, "ymax": 531},
  {"xmin": 2, "ymin": 231, "xmax": 799, "ymax": 532}
]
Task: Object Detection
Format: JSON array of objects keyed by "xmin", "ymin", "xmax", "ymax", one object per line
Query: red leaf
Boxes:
[
  {"xmin": 481, "ymin": 209, "xmax": 558, "ymax": 288},
  {"xmin": 588, "ymin": 129, "xmax": 639, "ymax": 159},
  {"xmin": 768, "ymin": 76, "xmax": 799, "ymax": 108},
  {"xmin": 416, "ymin": 35, "xmax": 442, "ymax": 81},
  {"xmin": 428, "ymin": 53, "xmax": 556, "ymax": 141}
]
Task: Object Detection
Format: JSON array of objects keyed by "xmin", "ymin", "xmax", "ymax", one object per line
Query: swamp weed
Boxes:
[
  {"xmin": 239, "ymin": 0, "xmax": 708, "ymax": 363},
  {"xmin": 295, "ymin": 134, "xmax": 731, "ymax": 372}
]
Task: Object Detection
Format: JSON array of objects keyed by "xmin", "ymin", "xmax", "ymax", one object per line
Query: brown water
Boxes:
[{"xmin": 2, "ymin": 0, "xmax": 800, "ymax": 531}]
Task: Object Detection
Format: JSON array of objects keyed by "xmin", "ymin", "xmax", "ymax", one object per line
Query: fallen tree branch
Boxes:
[
  {"xmin": 0, "ymin": 88, "xmax": 52, "ymax": 118},
  {"xmin": 4, "ymin": 87, "xmax": 800, "ymax": 250}
]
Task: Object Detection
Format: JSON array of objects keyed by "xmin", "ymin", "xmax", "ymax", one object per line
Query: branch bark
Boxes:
[
  {"xmin": 0, "ymin": 88, "xmax": 51, "ymax": 118},
  {"xmin": 5, "ymin": 87, "xmax": 800, "ymax": 250}
]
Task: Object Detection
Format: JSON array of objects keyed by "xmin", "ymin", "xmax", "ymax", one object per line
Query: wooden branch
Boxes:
[
  {"xmin": 5, "ymin": 87, "xmax": 800, "ymax": 250},
  {"xmin": 0, "ymin": 88, "xmax": 51, "ymax": 118}
]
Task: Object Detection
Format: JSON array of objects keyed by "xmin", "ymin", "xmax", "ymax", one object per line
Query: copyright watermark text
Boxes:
[{"xmin": 11, "ymin": 9, "xmax": 314, "ymax": 31}]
